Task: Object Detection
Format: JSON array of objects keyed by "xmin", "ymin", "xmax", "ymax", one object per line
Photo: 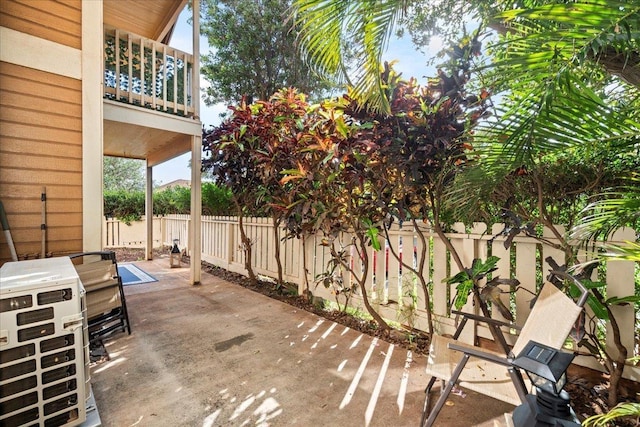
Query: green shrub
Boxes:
[
  {"xmin": 202, "ymin": 182, "xmax": 233, "ymax": 215},
  {"xmin": 153, "ymin": 186, "xmax": 191, "ymax": 215},
  {"xmin": 104, "ymin": 190, "xmax": 144, "ymax": 224},
  {"xmin": 104, "ymin": 183, "xmax": 234, "ymax": 221}
]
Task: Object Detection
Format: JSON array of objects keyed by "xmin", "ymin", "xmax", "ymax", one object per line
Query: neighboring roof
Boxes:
[{"xmin": 157, "ymin": 179, "xmax": 190, "ymax": 191}]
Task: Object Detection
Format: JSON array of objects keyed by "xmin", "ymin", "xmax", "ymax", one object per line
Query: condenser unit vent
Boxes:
[{"xmin": 1, "ymin": 257, "xmax": 89, "ymax": 427}]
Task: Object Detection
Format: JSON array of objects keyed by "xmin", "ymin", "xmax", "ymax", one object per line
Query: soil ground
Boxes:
[{"xmin": 111, "ymin": 247, "xmax": 640, "ymax": 426}]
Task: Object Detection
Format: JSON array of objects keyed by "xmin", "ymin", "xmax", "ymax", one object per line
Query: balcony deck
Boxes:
[
  {"xmin": 102, "ymin": 26, "xmax": 200, "ymax": 165},
  {"xmin": 89, "ymin": 257, "xmax": 514, "ymax": 426},
  {"xmin": 104, "ymin": 25, "xmax": 195, "ymax": 118}
]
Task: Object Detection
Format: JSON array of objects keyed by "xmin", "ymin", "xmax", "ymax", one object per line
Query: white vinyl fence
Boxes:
[
  {"xmin": 105, "ymin": 214, "xmax": 639, "ymax": 380},
  {"xmin": 104, "ymin": 217, "xmax": 163, "ymax": 248}
]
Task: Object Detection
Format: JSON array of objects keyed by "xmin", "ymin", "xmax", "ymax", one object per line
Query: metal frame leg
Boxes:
[
  {"xmin": 508, "ymin": 366, "xmax": 529, "ymax": 403},
  {"xmin": 422, "ymin": 353, "xmax": 470, "ymax": 427},
  {"xmin": 420, "ymin": 376, "xmax": 438, "ymax": 427}
]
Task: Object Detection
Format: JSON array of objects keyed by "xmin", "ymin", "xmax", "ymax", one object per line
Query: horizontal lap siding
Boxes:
[
  {"xmin": 0, "ymin": 63, "xmax": 83, "ymax": 262},
  {"xmin": 0, "ymin": 0, "xmax": 81, "ymax": 49}
]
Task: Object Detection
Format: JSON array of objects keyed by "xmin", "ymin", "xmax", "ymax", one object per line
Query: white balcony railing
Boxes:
[{"xmin": 104, "ymin": 26, "xmax": 196, "ymax": 117}]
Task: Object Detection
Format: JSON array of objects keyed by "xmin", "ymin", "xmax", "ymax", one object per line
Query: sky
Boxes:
[{"xmin": 152, "ymin": 6, "xmax": 443, "ymax": 185}]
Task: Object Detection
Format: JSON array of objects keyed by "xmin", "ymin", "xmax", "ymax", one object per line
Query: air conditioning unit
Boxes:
[{"xmin": 1, "ymin": 257, "xmax": 90, "ymax": 427}]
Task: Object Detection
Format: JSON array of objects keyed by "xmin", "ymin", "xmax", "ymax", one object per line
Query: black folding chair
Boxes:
[{"xmin": 70, "ymin": 251, "xmax": 131, "ymax": 342}]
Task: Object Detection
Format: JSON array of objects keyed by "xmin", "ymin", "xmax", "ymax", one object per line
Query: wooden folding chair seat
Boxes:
[
  {"xmin": 70, "ymin": 251, "xmax": 131, "ymax": 342},
  {"xmin": 421, "ymin": 273, "xmax": 588, "ymax": 427}
]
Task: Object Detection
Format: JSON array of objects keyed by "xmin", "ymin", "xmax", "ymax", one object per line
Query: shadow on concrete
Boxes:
[{"xmin": 90, "ymin": 258, "xmax": 514, "ymax": 427}]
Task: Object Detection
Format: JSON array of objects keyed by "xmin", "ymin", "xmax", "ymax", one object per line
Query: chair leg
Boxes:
[
  {"xmin": 422, "ymin": 353, "xmax": 470, "ymax": 427},
  {"xmin": 420, "ymin": 376, "xmax": 438, "ymax": 427},
  {"xmin": 509, "ymin": 367, "xmax": 528, "ymax": 403},
  {"xmin": 117, "ymin": 280, "xmax": 132, "ymax": 335}
]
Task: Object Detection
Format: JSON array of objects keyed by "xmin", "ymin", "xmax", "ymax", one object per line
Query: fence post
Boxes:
[
  {"xmin": 160, "ymin": 216, "xmax": 166, "ymax": 248},
  {"xmin": 606, "ymin": 227, "xmax": 636, "ymax": 361},
  {"xmin": 297, "ymin": 236, "xmax": 307, "ymax": 296},
  {"xmin": 514, "ymin": 232, "xmax": 539, "ymax": 327},
  {"xmin": 489, "ymin": 223, "xmax": 514, "ymax": 324},
  {"xmin": 431, "ymin": 230, "xmax": 448, "ymax": 321},
  {"xmin": 226, "ymin": 217, "xmax": 234, "ymax": 267}
]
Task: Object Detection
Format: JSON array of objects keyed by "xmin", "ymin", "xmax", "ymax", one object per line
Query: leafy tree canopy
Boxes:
[
  {"xmin": 200, "ymin": 0, "xmax": 337, "ymax": 106},
  {"xmin": 103, "ymin": 157, "xmax": 145, "ymax": 192},
  {"xmin": 294, "ymin": 0, "xmax": 640, "ymax": 112}
]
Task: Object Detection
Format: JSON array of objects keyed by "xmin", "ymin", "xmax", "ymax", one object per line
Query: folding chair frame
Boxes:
[
  {"xmin": 420, "ymin": 272, "xmax": 588, "ymax": 427},
  {"xmin": 70, "ymin": 251, "xmax": 131, "ymax": 343},
  {"xmin": 420, "ymin": 314, "xmax": 528, "ymax": 427}
]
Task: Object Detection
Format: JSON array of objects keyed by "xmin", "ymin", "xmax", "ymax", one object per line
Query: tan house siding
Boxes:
[
  {"xmin": 0, "ymin": 0, "xmax": 199, "ymax": 276},
  {"xmin": 0, "ymin": 0, "xmax": 81, "ymax": 49},
  {"xmin": 0, "ymin": 62, "xmax": 83, "ymax": 261}
]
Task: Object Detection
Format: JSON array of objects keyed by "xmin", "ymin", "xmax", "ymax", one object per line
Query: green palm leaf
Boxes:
[
  {"xmin": 293, "ymin": 0, "xmax": 409, "ymax": 113},
  {"xmin": 583, "ymin": 402, "xmax": 640, "ymax": 427},
  {"xmin": 571, "ymin": 175, "xmax": 640, "ymax": 241},
  {"xmin": 474, "ymin": 1, "xmax": 640, "ymax": 170},
  {"xmin": 602, "ymin": 241, "xmax": 640, "ymax": 262}
]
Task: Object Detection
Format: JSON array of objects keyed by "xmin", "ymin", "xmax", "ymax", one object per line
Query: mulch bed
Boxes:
[{"xmin": 111, "ymin": 247, "xmax": 640, "ymax": 425}]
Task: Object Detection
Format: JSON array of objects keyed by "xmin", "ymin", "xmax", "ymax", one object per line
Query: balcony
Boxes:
[
  {"xmin": 104, "ymin": 25, "xmax": 195, "ymax": 118},
  {"xmin": 102, "ymin": 25, "xmax": 200, "ymax": 166}
]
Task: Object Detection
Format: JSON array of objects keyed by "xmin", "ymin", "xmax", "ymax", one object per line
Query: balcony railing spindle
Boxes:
[
  {"xmin": 115, "ymin": 29, "xmax": 121, "ymax": 100},
  {"xmin": 103, "ymin": 25, "xmax": 195, "ymax": 118},
  {"xmin": 152, "ymin": 42, "xmax": 156, "ymax": 109},
  {"xmin": 127, "ymin": 33, "xmax": 133, "ymax": 104}
]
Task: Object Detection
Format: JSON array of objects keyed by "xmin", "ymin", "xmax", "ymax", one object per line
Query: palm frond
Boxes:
[
  {"xmin": 293, "ymin": 0, "xmax": 409, "ymax": 113},
  {"xmin": 478, "ymin": 1, "xmax": 640, "ymax": 168},
  {"xmin": 601, "ymin": 241, "xmax": 640, "ymax": 262},
  {"xmin": 570, "ymin": 175, "xmax": 640, "ymax": 241},
  {"xmin": 476, "ymin": 77, "xmax": 640, "ymax": 169},
  {"xmin": 497, "ymin": 2, "xmax": 640, "ymax": 67},
  {"xmin": 583, "ymin": 402, "xmax": 640, "ymax": 427},
  {"xmin": 293, "ymin": 0, "xmax": 352, "ymax": 83}
]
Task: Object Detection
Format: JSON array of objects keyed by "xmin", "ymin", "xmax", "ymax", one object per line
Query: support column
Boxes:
[
  {"xmin": 146, "ymin": 164, "xmax": 153, "ymax": 260},
  {"xmin": 82, "ymin": 0, "xmax": 104, "ymax": 251},
  {"xmin": 190, "ymin": 135, "xmax": 202, "ymax": 284},
  {"xmin": 190, "ymin": 0, "xmax": 202, "ymax": 285}
]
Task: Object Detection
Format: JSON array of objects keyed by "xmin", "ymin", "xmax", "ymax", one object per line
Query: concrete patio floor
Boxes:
[{"xmin": 89, "ymin": 258, "xmax": 515, "ymax": 427}]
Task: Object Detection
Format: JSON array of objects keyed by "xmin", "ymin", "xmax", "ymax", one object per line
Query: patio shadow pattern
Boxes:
[{"xmin": 89, "ymin": 258, "xmax": 514, "ymax": 427}]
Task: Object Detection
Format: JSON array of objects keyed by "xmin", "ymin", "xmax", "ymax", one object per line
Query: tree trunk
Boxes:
[
  {"xmin": 356, "ymin": 236, "xmax": 390, "ymax": 334},
  {"xmin": 272, "ymin": 216, "xmax": 284, "ymax": 287},
  {"xmin": 412, "ymin": 219, "xmax": 435, "ymax": 336},
  {"xmin": 301, "ymin": 234, "xmax": 311, "ymax": 300},
  {"xmin": 383, "ymin": 221, "xmax": 434, "ymax": 335},
  {"xmin": 236, "ymin": 208, "xmax": 257, "ymax": 285},
  {"xmin": 598, "ymin": 49, "xmax": 640, "ymax": 89},
  {"xmin": 604, "ymin": 303, "xmax": 627, "ymax": 407},
  {"xmin": 333, "ymin": 234, "xmax": 389, "ymax": 333}
]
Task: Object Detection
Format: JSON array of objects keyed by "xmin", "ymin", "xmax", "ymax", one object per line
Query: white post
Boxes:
[
  {"xmin": 82, "ymin": 0, "xmax": 104, "ymax": 252},
  {"xmin": 146, "ymin": 164, "xmax": 153, "ymax": 260},
  {"xmin": 190, "ymin": 0, "xmax": 202, "ymax": 285}
]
